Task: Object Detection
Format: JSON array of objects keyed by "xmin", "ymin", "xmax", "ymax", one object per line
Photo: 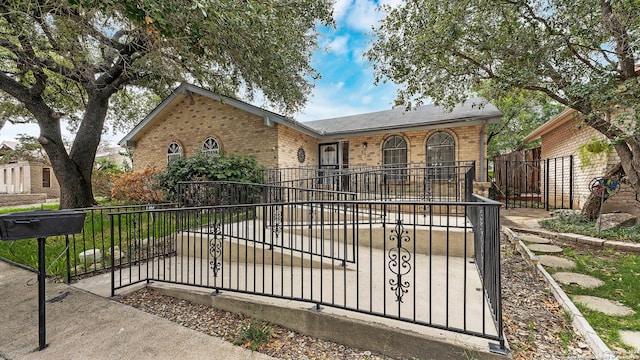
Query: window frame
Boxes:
[{"xmin": 167, "ymin": 142, "xmax": 183, "ymax": 165}]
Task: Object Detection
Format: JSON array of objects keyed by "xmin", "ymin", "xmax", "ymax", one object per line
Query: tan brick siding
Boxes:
[
  {"xmin": 133, "ymin": 94, "xmax": 280, "ymax": 171},
  {"xmin": 326, "ymin": 125, "xmax": 485, "ymax": 178},
  {"xmin": 540, "ymin": 117, "xmax": 639, "ymax": 214},
  {"xmin": 277, "ymin": 125, "xmax": 318, "ymax": 168},
  {"xmin": 131, "ymin": 94, "xmax": 488, "ymax": 185},
  {"xmin": 0, "ymin": 161, "xmax": 59, "ymax": 198}
]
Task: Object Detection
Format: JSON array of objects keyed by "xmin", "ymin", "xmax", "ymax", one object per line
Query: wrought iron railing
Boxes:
[
  {"xmin": 263, "ymin": 162, "xmax": 476, "ymax": 204},
  {"xmin": 109, "ymin": 195, "xmax": 505, "ymax": 350}
]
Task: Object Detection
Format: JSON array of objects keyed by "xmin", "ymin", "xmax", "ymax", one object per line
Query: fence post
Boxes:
[
  {"xmin": 545, "ymin": 159, "xmax": 550, "ymax": 211},
  {"xmin": 569, "ymin": 155, "xmax": 574, "ymax": 209},
  {"xmin": 504, "ymin": 161, "xmax": 509, "ymax": 209}
]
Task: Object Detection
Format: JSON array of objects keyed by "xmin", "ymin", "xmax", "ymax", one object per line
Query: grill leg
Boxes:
[{"xmin": 38, "ymin": 237, "xmax": 47, "ymax": 350}]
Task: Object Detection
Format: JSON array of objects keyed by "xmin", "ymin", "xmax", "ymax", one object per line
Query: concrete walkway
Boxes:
[{"xmin": 0, "ymin": 260, "xmax": 275, "ymax": 360}]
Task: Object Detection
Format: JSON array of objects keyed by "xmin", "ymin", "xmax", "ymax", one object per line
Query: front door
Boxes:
[{"xmin": 318, "ymin": 142, "xmax": 349, "ymax": 189}]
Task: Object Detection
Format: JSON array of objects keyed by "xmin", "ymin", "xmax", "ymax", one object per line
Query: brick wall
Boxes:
[
  {"xmin": 540, "ymin": 117, "xmax": 639, "ymax": 214},
  {"xmin": 277, "ymin": 125, "xmax": 318, "ymax": 168},
  {"xmin": 133, "ymin": 94, "xmax": 280, "ymax": 171},
  {"xmin": 0, "ymin": 161, "xmax": 59, "ymax": 198},
  {"xmin": 131, "ymin": 94, "xmax": 488, "ymax": 185},
  {"xmin": 323, "ymin": 125, "xmax": 485, "ymax": 178}
]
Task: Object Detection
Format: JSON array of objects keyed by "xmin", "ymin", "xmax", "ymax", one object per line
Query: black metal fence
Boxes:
[
  {"xmin": 109, "ymin": 193, "xmax": 505, "ymax": 350},
  {"xmin": 66, "ymin": 203, "xmax": 178, "ymax": 280},
  {"xmin": 264, "ymin": 162, "xmax": 476, "ymax": 203},
  {"xmin": 489, "ymin": 155, "xmax": 573, "ymax": 209}
]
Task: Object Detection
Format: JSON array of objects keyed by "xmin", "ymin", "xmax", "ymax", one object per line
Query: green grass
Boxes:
[
  {"xmin": 0, "ymin": 204, "xmax": 253, "ymax": 280},
  {"xmin": 537, "ymin": 213, "xmax": 640, "ymax": 349},
  {"xmin": 539, "ymin": 213, "xmax": 640, "ymax": 243},
  {"xmin": 546, "ymin": 247, "xmax": 640, "ymax": 350},
  {"xmin": 232, "ymin": 318, "xmax": 274, "ymax": 351}
]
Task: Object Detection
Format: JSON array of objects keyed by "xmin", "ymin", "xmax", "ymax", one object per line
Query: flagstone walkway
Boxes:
[{"xmin": 515, "ymin": 231, "xmax": 639, "ymax": 351}]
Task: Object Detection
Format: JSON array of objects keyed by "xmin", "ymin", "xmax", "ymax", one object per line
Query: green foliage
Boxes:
[
  {"xmin": 480, "ymin": 88, "xmax": 564, "ymax": 157},
  {"xmin": 0, "ymin": 134, "xmax": 48, "ymax": 164},
  {"xmin": 156, "ymin": 152, "xmax": 265, "ymax": 201},
  {"xmin": 539, "ymin": 214, "xmax": 640, "ymax": 243},
  {"xmin": 0, "ymin": 0, "xmax": 332, "ymax": 208},
  {"xmin": 232, "ymin": 319, "xmax": 274, "ymax": 351},
  {"xmin": 92, "ymin": 158, "xmax": 125, "ymax": 198},
  {"xmin": 577, "ymin": 137, "xmax": 613, "ymax": 169},
  {"xmin": 367, "ymin": 0, "xmax": 640, "ymax": 199}
]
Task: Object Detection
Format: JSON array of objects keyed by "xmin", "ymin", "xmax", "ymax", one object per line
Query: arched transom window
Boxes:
[
  {"xmin": 167, "ymin": 142, "xmax": 183, "ymax": 165},
  {"xmin": 426, "ymin": 132, "xmax": 455, "ymax": 166},
  {"xmin": 382, "ymin": 135, "xmax": 408, "ymax": 181},
  {"xmin": 203, "ymin": 137, "xmax": 220, "ymax": 154}
]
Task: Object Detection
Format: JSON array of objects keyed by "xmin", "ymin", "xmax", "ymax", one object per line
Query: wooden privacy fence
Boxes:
[
  {"xmin": 489, "ymin": 148, "xmax": 574, "ymax": 209},
  {"xmin": 491, "ymin": 148, "xmax": 541, "ymax": 196}
]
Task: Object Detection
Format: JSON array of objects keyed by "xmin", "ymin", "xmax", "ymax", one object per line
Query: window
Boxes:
[
  {"xmin": 42, "ymin": 168, "xmax": 51, "ymax": 188},
  {"xmin": 382, "ymin": 135, "xmax": 408, "ymax": 181},
  {"xmin": 426, "ymin": 132, "xmax": 455, "ymax": 179},
  {"xmin": 167, "ymin": 142, "xmax": 183, "ymax": 165},
  {"xmin": 202, "ymin": 137, "xmax": 220, "ymax": 154}
]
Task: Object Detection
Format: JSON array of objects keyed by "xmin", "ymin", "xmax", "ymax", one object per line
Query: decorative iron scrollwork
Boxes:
[
  {"xmin": 388, "ymin": 219, "xmax": 412, "ymax": 303},
  {"xmin": 209, "ymin": 222, "xmax": 222, "ymax": 277},
  {"xmin": 272, "ymin": 206, "xmax": 283, "ymax": 242}
]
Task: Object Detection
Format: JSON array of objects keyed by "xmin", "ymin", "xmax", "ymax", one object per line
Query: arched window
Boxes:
[
  {"xmin": 426, "ymin": 132, "xmax": 455, "ymax": 179},
  {"xmin": 167, "ymin": 142, "xmax": 182, "ymax": 165},
  {"xmin": 382, "ymin": 135, "xmax": 408, "ymax": 181},
  {"xmin": 202, "ymin": 137, "xmax": 220, "ymax": 154}
]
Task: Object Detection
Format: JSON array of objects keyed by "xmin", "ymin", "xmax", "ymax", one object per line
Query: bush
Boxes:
[
  {"xmin": 156, "ymin": 152, "xmax": 265, "ymax": 200},
  {"xmin": 111, "ymin": 167, "xmax": 164, "ymax": 203}
]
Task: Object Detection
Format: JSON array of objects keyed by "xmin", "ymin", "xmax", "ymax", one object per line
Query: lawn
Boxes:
[{"xmin": 537, "ymin": 213, "xmax": 640, "ymax": 351}]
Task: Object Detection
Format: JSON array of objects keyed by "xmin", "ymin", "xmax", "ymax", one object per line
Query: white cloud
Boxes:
[
  {"xmin": 326, "ymin": 35, "xmax": 350, "ymax": 55},
  {"xmin": 344, "ymin": 0, "xmax": 381, "ymax": 32},
  {"xmin": 332, "ymin": 0, "xmax": 353, "ymax": 22}
]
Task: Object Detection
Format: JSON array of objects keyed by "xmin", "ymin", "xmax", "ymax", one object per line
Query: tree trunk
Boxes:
[
  {"xmin": 580, "ymin": 162, "xmax": 624, "ymax": 220},
  {"xmin": 38, "ymin": 92, "xmax": 110, "ymax": 209}
]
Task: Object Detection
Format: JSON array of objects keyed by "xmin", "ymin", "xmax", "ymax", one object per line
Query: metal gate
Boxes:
[{"xmin": 489, "ymin": 153, "xmax": 574, "ymax": 210}]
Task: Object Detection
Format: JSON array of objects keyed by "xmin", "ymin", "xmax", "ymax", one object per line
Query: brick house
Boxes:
[
  {"xmin": 119, "ymin": 83, "xmax": 502, "ymax": 185},
  {"xmin": 524, "ymin": 108, "xmax": 639, "ymax": 215},
  {"xmin": 0, "ymin": 140, "xmax": 60, "ymax": 204}
]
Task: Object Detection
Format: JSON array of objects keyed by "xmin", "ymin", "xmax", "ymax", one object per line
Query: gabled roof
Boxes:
[
  {"xmin": 523, "ymin": 108, "xmax": 576, "ymax": 142},
  {"xmin": 118, "ymin": 83, "xmax": 318, "ymax": 146},
  {"xmin": 0, "ymin": 140, "xmax": 18, "ymax": 151},
  {"xmin": 119, "ymin": 84, "xmax": 502, "ymax": 146},
  {"xmin": 304, "ymin": 97, "xmax": 502, "ymax": 137}
]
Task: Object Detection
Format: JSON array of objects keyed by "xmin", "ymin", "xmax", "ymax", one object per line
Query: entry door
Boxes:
[
  {"xmin": 319, "ymin": 143, "xmax": 339, "ymax": 169},
  {"xmin": 318, "ymin": 142, "xmax": 350, "ymax": 188}
]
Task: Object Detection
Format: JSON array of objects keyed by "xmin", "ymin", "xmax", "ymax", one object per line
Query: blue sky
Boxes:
[{"xmin": 0, "ymin": 0, "xmax": 401, "ymax": 144}]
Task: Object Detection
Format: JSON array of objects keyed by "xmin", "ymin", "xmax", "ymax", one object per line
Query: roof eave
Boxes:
[
  {"xmin": 523, "ymin": 108, "xmax": 576, "ymax": 142},
  {"xmin": 315, "ymin": 115, "xmax": 501, "ymax": 139}
]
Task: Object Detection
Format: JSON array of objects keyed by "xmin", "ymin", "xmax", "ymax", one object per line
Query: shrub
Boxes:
[
  {"xmin": 111, "ymin": 167, "xmax": 164, "ymax": 203},
  {"xmin": 156, "ymin": 152, "xmax": 265, "ymax": 200}
]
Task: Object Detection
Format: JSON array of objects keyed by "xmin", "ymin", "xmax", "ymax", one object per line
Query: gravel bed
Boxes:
[{"xmin": 117, "ymin": 232, "xmax": 595, "ymax": 359}]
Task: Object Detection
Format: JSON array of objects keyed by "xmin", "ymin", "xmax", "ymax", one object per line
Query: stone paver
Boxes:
[
  {"xmin": 539, "ymin": 255, "xmax": 575, "ymax": 269},
  {"xmin": 519, "ymin": 234, "xmax": 552, "ymax": 244},
  {"xmin": 553, "ymin": 272, "xmax": 604, "ymax": 288},
  {"xmin": 573, "ymin": 295, "xmax": 635, "ymax": 316},
  {"xmin": 527, "ymin": 243, "xmax": 564, "ymax": 253},
  {"xmin": 620, "ymin": 330, "xmax": 640, "ymax": 350}
]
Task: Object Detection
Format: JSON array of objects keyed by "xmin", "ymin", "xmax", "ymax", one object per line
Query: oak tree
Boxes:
[
  {"xmin": 368, "ymin": 0, "xmax": 640, "ymax": 218},
  {"xmin": 0, "ymin": 0, "xmax": 332, "ymax": 208}
]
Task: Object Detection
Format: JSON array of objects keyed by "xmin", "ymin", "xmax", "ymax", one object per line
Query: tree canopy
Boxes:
[
  {"xmin": 367, "ymin": 0, "xmax": 640, "ymax": 217},
  {"xmin": 0, "ymin": 0, "xmax": 333, "ymax": 208}
]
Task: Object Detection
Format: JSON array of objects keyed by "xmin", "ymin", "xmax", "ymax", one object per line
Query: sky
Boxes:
[{"xmin": 0, "ymin": 0, "xmax": 402, "ymax": 145}]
